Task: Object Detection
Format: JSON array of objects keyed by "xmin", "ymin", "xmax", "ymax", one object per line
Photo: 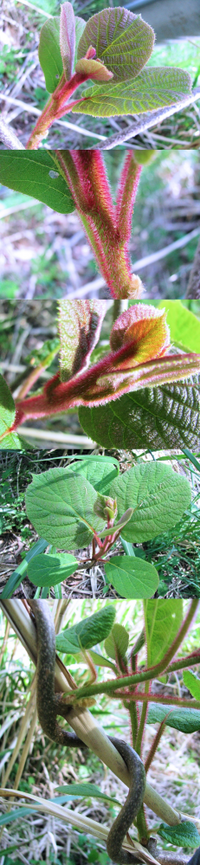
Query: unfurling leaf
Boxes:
[
  {"xmin": 75, "ymin": 57, "xmax": 113, "ymax": 82},
  {"xmin": 93, "ymin": 494, "xmax": 118, "ymax": 521},
  {"xmin": 58, "ymin": 299, "xmax": 107, "ymax": 381},
  {"xmin": 110, "ymin": 303, "xmax": 170, "ymax": 368},
  {"xmin": 60, "ymin": 2, "xmax": 76, "ymax": 80}
]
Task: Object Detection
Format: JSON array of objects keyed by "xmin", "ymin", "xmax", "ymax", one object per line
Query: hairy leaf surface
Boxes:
[
  {"xmin": 79, "ymin": 378, "xmax": 200, "ymax": 449},
  {"xmin": 109, "ymin": 463, "xmax": 191, "ymax": 542},
  {"xmin": 147, "ymin": 703, "xmax": 200, "ymax": 733},
  {"xmin": 56, "ymin": 605, "xmax": 116, "ymax": 652},
  {"xmin": 72, "ymin": 67, "xmax": 192, "ymax": 116},
  {"xmin": 58, "ymin": 299, "xmax": 107, "ymax": 380},
  {"xmin": 25, "ymin": 467, "xmax": 106, "ymax": 549},
  {"xmin": 77, "ymin": 7, "xmax": 154, "ymax": 82}
]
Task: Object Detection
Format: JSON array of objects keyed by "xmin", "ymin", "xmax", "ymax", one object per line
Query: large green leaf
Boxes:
[
  {"xmin": 38, "ymin": 18, "xmax": 63, "ymax": 92},
  {"xmin": 104, "ymin": 557, "xmax": 159, "ymax": 598},
  {"xmin": 147, "ymin": 703, "xmax": 200, "ymax": 733},
  {"xmin": 72, "ymin": 67, "xmax": 192, "ymax": 116},
  {"xmin": 109, "ymin": 463, "xmax": 191, "ymax": 543},
  {"xmin": 143, "ymin": 599, "xmax": 183, "ymax": 667},
  {"xmin": 25, "ymin": 467, "xmax": 106, "ymax": 550},
  {"xmin": 158, "ymin": 300, "xmax": 200, "ymax": 354},
  {"xmin": 56, "ymin": 605, "xmax": 116, "ymax": 653},
  {"xmin": 79, "ymin": 378, "xmax": 200, "ymax": 450},
  {"xmin": 27, "ymin": 553, "xmax": 78, "ymax": 587},
  {"xmin": 62, "ymin": 456, "xmax": 119, "ymax": 493},
  {"xmin": 77, "ymin": 7, "xmax": 154, "ymax": 82},
  {"xmin": 0, "ymin": 153, "xmax": 75, "ymax": 215}
]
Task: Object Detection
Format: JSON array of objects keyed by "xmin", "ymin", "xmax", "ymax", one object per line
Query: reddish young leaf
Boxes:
[
  {"xmin": 58, "ymin": 299, "xmax": 107, "ymax": 381},
  {"xmin": 110, "ymin": 304, "xmax": 170, "ymax": 367},
  {"xmin": 75, "ymin": 57, "xmax": 113, "ymax": 81},
  {"xmin": 60, "ymin": 2, "xmax": 76, "ymax": 79}
]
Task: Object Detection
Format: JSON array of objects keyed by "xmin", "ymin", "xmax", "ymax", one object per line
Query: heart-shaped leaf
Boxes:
[
  {"xmin": 77, "ymin": 7, "xmax": 154, "ymax": 82},
  {"xmin": 58, "ymin": 300, "xmax": 107, "ymax": 380},
  {"xmin": 25, "ymin": 467, "xmax": 106, "ymax": 550},
  {"xmin": 79, "ymin": 378, "xmax": 200, "ymax": 450},
  {"xmin": 56, "ymin": 605, "xmax": 116, "ymax": 652},
  {"xmin": 104, "ymin": 556, "xmax": 159, "ymax": 598},
  {"xmin": 0, "ymin": 152, "xmax": 75, "ymax": 214},
  {"xmin": 109, "ymin": 462, "xmax": 191, "ymax": 542},
  {"xmin": 27, "ymin": 552, "xmax": 78, "ymax": 587},
  {"xmin": 72, "ymin": 67, "xmax": 191, "ymax": 116}
]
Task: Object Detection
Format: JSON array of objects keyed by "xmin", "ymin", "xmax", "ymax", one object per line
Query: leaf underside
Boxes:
[
  {"xmin": 72, "ymin": 67, "xmax": 192, "ymax": 116},
  {"xmin": 0, "ymin": 152, "xmax": 75, "ymax": 214},
  {"xmin": 79, "ymin": 378, "xmax": 200, "ymax": 450}
]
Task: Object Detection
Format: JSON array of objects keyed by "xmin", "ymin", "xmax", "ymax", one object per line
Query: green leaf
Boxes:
[
  {"xmin": 55, "ymin": 782, "xmax": 119, "ymax": 804},
  {"xmin": 183, "ymin": 670, "xmax": 200, "ymax": 700},
  {"xmin": 25, "ymin": 467, "xmax": 106, "ymax": 550},
  {"xmin": 89, "ymin": 648, "xmax": 117, "ymax": 671},
  {"xmin": 0, "ymin": 152, "xmax": 75, "ymax": 215},
  {"xmin": 58, "ymin": 299, "xmax": 107, "ymax": 380},
  {"xmin": 79, "ymin": 378, "xmax": 200, "ymax": 450},
  {"xmin": 61, "ymin": 456, "xmax": 119, "ymax": 493},
  {"xmin": 147, "ymin": 703, "xmax": 200, "ymax": 733},
  {"xmin": 56, "ymin": 605, "xmax": 116, "ymax": 653},
  {"xmin": 27, "ymin": 553, "xmax": 78, "ymax": 587},
  {"xmin": 77, "ymin": 8, "xmax": 154, "ymax": 82},
  {"xmin": 143, "ymin": 599, "xmax": 183, "ymax": 667},
  {"xmin": 104, "ymin": 623, "xmax": 129, "ymax": 661},
  {"xmin": 0, "ymin": 375, "xmax": 21, "ymax": 449},
  {"xmin": 109, "ymin": 463, "xmax": 191, "ymax": 543},
  {"xmin": 104, "ymin": 557, "xmax": 159, "ymax": 598},
  {"xmin": 158, "ymin": 822, "xmax": 200, "ymax": 848},
  {"xmin": 72, "ymin": 67, "xmax": 191, "ymax": 116},
  {"xmin": 158, "ymin": 300, "xmax": 200, "ymax": 354},
  {"xmin": 38, "ymin": 18, "xmax": 63, "ymax": 92}
]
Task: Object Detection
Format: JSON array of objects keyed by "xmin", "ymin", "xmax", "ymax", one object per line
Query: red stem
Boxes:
[{"xmin": 51, "ymin": 150, "xmax": 143, "ymax": 299}]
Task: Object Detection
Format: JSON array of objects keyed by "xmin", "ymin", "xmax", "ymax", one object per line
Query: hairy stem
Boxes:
[{"xmin": 49, "ymin": 149, "xmax": 143, "ymax": 298}]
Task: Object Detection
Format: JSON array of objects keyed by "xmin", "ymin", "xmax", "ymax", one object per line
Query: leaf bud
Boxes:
[{"xmin": 93, "ymin": 494, "xmax": 118, "ymax": 521}]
